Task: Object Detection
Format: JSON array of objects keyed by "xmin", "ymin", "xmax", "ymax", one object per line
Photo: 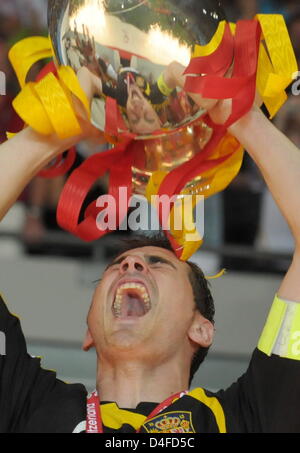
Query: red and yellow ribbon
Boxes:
[
  {"xmin": 8, "ymin": 37, "xmax": 90, "ymax": 139},
  {"xmin": 7, "ymin": 15, "xmax": 298, "ymax": 261}
]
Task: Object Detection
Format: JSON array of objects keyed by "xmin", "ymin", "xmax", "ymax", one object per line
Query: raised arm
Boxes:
[
  {"xmin": 76, "ymin": 66, "xmax": 103, "ymax": 99},
  {"xmin": 162, "ymin": 61, "xmax": 219, "ymax": 111},
  {"xmin": 0, "ymin": 64, "xmax": 107, "ymax": 223},
  {"xmin": 165, "ymin": 62, "xmax": 300, "ymax": 299},
  {"xmin": 0, "ymin": 119, "xmax": 102, "ymax": 223},
  {"xmin": 212, "ymin": 104, "xmax": 300, "ymax": 432},
  {"xmin": 227, "ymin": 107, "xmax": 300, "ymax": 301},
  {"xmin": 0, "ymin": 129, "xmax": 65, "ymax": 221}
]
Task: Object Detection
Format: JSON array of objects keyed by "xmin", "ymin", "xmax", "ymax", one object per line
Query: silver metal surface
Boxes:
[{"xmin": 48, "ymin": 0, "xmax": 225, "ymax": 137}]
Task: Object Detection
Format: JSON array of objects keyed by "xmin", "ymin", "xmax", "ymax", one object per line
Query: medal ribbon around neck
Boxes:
[{"xmin": 86, "ymin": 390, "xmax": 188, "ymax": 434}]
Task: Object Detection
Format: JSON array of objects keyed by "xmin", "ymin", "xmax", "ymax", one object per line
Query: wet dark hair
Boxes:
[{"xmin": 109, "ymin": 234, "xmax": 215, "ymax": 386}]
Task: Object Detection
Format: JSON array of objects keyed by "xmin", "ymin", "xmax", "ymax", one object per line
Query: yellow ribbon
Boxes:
[
  {"xmin": 146, "ymin": 171, "xmax": 203, "ymax": 261},
  {"xmin": 145, "ymin": 134, "xmax": 243, "ymax": 261},
  {"xmin": 193, "ymin": 21, "xmax": 227, "ymax": 58},
  {"xmin": 170, "ymin": 194, "xmax": 204, "ymax": 262},
  {"xmin": 256, "ymin": 14, "xmax": 298, "ymax": 118},
  {"xmin": 7, "ymin": 15, "xmax": 297, "ymax": 259},
  {"xmin": 192, "ymin": 15, "xmax": 297, "ymax": 120},
  {"xmin": 8, "ymin": 36, "xmax": 53, "ymax": 88},
  {"xmin": 205, "ymin": 269, "xmax": 226, "ymax": 280},
  {"xmin": 6, "ymin": 132, "xmax": 17, "ymax": 139},
  {"xmin": 145, "ymin": 14, "xmax": 297, "ymax": 260},
  {"xmin": 145, "ymin": 169, "xmax": 202, "ymax": 260},
  {"xmin": 8, "ymin": 36, "xmax": 90, "ymax": 138}
]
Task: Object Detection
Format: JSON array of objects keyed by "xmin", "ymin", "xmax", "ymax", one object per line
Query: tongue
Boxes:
[{"xmin": 121, "ymin": 292, "xmax": 145, "ymax": 318}]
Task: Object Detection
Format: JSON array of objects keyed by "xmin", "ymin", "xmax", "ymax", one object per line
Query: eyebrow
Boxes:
[{"xmin": 105, "ymin": 254, "xmax": 177, "ymax": 271}]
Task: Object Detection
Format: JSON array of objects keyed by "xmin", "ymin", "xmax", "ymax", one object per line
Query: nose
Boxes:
[{"xmin": 120, "ymin": 255, "xmax": 147, "ymax": 274}]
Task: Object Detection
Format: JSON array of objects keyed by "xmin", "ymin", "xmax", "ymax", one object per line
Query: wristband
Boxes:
[
  {"xmin": 157, "ymin": 73, "xmax": 174, "ymax": 98},
  {"xmin": 258, "ymin": 294, "xmax": 300, "ymax": 360}
]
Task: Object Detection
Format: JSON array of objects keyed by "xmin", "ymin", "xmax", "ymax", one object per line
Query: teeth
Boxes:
[
  {"xmin": 113, "ymin": 282, "xmax": 151, "ymax": 316},
  {"xmin": 115, "ymin": 283, "xmax": 149, "ymax": 296}
]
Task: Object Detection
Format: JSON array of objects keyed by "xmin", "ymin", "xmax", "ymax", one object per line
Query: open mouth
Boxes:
[{"xmin": 112, "ymin": 282, "xmax": 151, "ymax": 319}]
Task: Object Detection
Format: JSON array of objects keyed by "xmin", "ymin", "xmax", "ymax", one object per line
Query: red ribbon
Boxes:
[
  {"xmin": 223, "ymin": 20, "xmax": 261, "ymax": 128},
  {"xmin": 38, "ymin": 147, "xmax": 77, "ymax": 179},
  {"xmin": 86, "ymin": 390, "xmax": 188, "ymax": 433},
  {"xmin": 155, "ymin": 20, "xmax": 262, "ymax": 254},
  {"xmin": 157, "ymin": 123, "xmax": 228, "ymax": 256},
  {"xmin": 56, "ymin": 138, "xmax": 136, "ymax": 241},
  {"xmin": 185, "ymin": 20, "xmax": 262, "ymax": 127},
  {"xmin": 184, "ymin": 22, "xmax": 234, "ymax": 77},
  {"xmin": 33, "ymin": 19, "xmax": 262, "ymax": 258},
  {"xmin": 35, "ymin": 60, "xmax": 57, "ymax": 82}
]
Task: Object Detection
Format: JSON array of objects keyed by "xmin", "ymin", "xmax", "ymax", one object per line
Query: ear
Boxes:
[
  {"xmin": 188, "ymin": 312, "xmax": 214, "ymax": 348},
  {"xmin": 82, "ymin": 328, "xmax": 95, "ymax": 351}
]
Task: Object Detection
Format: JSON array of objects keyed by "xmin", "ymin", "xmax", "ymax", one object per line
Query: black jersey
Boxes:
[{"xmin": 0, "ymin": 294, "xmax": 300, "ymax": 433}]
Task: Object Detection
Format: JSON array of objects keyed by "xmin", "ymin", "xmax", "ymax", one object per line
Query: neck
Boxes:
[{"xmin": 96, "ymin": 356, "xmax": 190, "ymax": 409}]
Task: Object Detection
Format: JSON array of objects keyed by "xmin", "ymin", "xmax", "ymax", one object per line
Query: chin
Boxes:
[{"xmin": 106, "ymin": 329, "xmax": 150, "ymax": 353}]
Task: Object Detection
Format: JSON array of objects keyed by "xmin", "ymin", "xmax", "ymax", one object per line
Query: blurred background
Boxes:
[{"xmin": 0, "ymin": 0, "xmax": 299, "ymax": 391}]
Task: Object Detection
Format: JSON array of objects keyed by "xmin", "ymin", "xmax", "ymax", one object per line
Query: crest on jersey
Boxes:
[{"xmin": 143, "ymin": 411, "xmax": 195, "ymax": 433}]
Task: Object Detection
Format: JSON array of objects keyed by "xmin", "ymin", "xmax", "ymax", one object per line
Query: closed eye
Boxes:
[
  {"xmin": 147, "ymin": 255, "xmax": 176, "ymax": 269},
  {"xmin": 144, "ymin": 114, "xmax": 156, "ymax": 124},
  {"xmin": 148, "ymin": 256, "xmax": 163, "ymax": 264},
  {"xmin": 104, "ymin": 254, "xmax": 177, "ymax": 272}
]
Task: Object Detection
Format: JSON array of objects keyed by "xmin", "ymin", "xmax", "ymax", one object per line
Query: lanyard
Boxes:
[{"xmin": 86, "ymin": 390, "xmax": 188, "ymax": 433}]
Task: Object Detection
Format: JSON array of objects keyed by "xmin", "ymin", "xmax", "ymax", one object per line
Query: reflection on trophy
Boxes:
[
  {"xmin": 7, "ymin": 0, "xmax": 295, "ymax": 256},
  {"xmin": 49, "ymin": 0, "xmax": 225, "ymax": 138},
  {"xmin": 46, "ymin": 0, "xmax": 245, "ymax": 202}
]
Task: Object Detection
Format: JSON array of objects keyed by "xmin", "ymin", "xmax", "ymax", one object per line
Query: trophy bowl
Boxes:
[{"xmin": 48, "ymin": 0, "xmax": 227, "ymax": 140}]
